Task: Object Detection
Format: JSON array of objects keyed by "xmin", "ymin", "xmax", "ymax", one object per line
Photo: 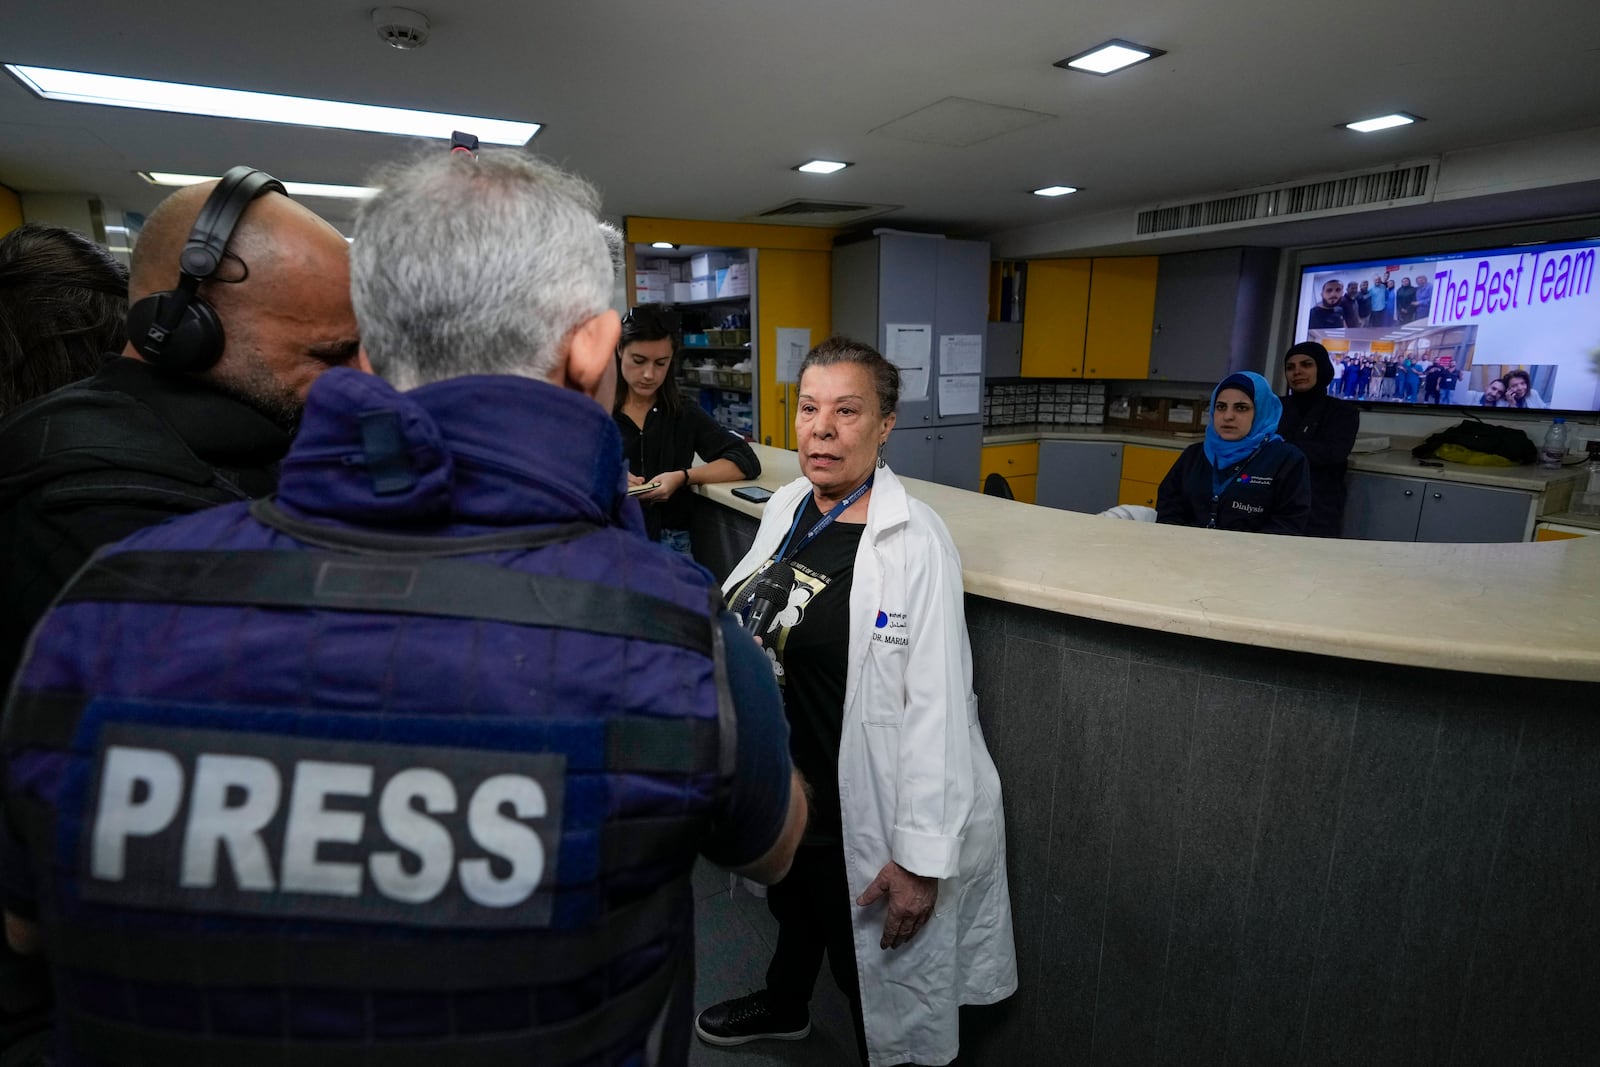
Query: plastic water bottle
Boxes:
[
  {"xmin": 1539, "ymin": 418, "xmax": 1568, "ymax": 470},
  {"xmin": 1575, "ymin": 442, "xmax": 1600, "ymax": 516}
]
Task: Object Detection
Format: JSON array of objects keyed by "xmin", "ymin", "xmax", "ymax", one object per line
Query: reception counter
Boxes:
[
  {"xmin": 696, "ymin": 445, "xmax": 1600, "ymax": 681},
  {"xmin": 689, "ymin": 445, "xmax": 1599, "ymax": 1065}
]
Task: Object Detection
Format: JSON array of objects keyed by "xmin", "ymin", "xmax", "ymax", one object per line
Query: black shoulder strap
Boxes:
[
  {"xmin": 62, "ymin": 549, "xmax": 716, "ymax": 656},
  {"xmin": 249, "ymin": 498, "xmax": 600, "ymax": 557}
]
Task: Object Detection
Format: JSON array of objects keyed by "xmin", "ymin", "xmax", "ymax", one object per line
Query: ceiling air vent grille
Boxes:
[
  {"xmin": 744, "ymin": 199, "xmax": 900, "ymax": 227},
  {"xmin": 1136, "ymin": 161, "xmax": 1437, "ymax": 236}
]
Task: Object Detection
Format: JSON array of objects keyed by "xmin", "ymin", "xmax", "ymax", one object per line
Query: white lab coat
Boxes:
[{"xmin": 724, "ymin": 465, "xmax": 1017, "ymax": 1066}]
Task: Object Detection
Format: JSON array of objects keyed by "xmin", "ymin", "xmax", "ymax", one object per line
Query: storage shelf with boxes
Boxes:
[{"xmin": 632, "ymin": 242, "xmax": 758, "ymax": 441}]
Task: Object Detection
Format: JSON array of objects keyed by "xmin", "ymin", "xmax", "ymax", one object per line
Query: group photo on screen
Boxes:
[
  {"xmin": 1306, "ymin": 324, "xmax": 1477, "ymax": 406},
  {"xmin": 1304, "ymin": 266, "xmax": 1439, "ymax": 331},
  {"xmin": 1293, "ymin": 236, "xmax": 1600, "ymax": 412},
  {"xmin": 1467, "ymin": 363, "xmax": 1557, "ymax": 408}
]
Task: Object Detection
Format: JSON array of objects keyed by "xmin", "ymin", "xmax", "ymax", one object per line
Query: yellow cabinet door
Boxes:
[
  {"xmin": 1120, "ymin": 445, "xmax": 1181, "ymax": 485},
  {"xmin": 979, "ymin": 442, "xmax": 1040, "ymax": 487},
  {"xmin": 1083, "ymin": 256, "xmax": 1158, "ymax": 380},
  {"xmin": 1020, "ymin": 259, "xmax": 1090, "ymax": 378},
  {"xmin": 1007, "ymin": 474, "xmax": 1037, "ymax": 503},
  {"xmin": 1118, "ymin": 478, "xmax": 1162, "ymax": 508}
]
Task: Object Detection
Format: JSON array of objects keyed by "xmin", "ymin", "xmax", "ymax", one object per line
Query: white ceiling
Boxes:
[{"xmin": 2, "ymin": 0, "xmax": 1598, "ymax": 249}]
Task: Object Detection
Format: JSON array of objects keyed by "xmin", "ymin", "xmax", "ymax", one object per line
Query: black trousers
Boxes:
[{"xmin": 764, "ymin": 842, "xmax": 869, "ymax": 1065}]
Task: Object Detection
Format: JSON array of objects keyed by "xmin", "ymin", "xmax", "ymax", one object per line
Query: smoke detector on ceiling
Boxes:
[{"xmin": 373, "ymin": 7, "xmax": 431, "ymax": 50}]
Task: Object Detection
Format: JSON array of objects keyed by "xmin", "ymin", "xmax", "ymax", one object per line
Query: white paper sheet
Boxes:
[
  {"xmin": 885, "ymin": 323, "xmax": 932, "ymax": 400},
  {"xmin": 937, "ymin": 374, "xmax": 981, "ymax": 416},
  {"xmin": 775, "ymin": 328, "xmax": 810, "ymax": 383},
  {"xmin": 939, "ymin": 333, "xmax": 983, "ymax": 375}
]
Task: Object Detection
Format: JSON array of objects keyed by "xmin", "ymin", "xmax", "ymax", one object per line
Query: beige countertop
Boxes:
[
  {"xmin": 698, "ymin": 445, "xmax": 1600, "ymax": 683},
  {"xmin": 982, "ymin": 425, "xmax": 1583, "ymax": 495}
]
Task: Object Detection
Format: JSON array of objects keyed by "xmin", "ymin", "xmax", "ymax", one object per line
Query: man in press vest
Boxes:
[{"xmin": 0, "ymin": 148, "xmax": 805, "ymax": 1066}]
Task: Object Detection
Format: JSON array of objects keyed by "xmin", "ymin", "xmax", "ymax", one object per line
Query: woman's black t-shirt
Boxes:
[{"xmin": 729, "ymin": 494, "xmax": 863, "ymax": 842}]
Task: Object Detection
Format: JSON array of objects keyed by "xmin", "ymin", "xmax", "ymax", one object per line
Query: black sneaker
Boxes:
[{"xmin": 694, "ymin": 990, "xmax": 811, "ymax": 1046}]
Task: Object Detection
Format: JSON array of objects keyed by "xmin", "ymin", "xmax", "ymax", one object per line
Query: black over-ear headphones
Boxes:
[{"xmin": 126, "ymin": 165, "xmax": 287, "ymax": 374}]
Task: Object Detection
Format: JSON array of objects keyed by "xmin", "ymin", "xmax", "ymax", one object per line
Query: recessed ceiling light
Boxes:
[
  {"xmin": 1031, "ymin": 185, "xmax": 1079, "ymax": 198},
  {"xmin": 795, "ymin": 160, "xmax": 851, "ymax": 175},
  {"xmin": 140, "ymin": 172, "xmax": 378, "ymax": 200},
  {"xmin": 650, "ymin": 242, "xmax": 676, "ymax": 250},
  {"xmin": 6, "ymin": 64, "xmax": 540, "ymax": 145},
  {"xmin": 1055, "ymin": 40, "xmax": 1164, "ymax": 76},
  {"xmin": 1344, "ymin": 112, "xmax": 1422, "ymax": 133}
]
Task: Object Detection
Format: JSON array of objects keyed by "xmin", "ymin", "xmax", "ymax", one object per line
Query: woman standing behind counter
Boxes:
[
  {"xmin": 612, "ymin": 304, "xmax": 760, "ymax": 553},
  {"xmin": 1157, "ymin": 370, "xmax": 1311, "ymax": 534},
  {"xmin": 696, "ymin": 336, "xmax": 1015, "ymax": 1066},
  {"xmin": 1278, "ymin": 341, "xmax": 1359, "ymax": 537}
]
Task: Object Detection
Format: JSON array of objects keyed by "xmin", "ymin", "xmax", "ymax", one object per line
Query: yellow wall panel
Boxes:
[
  {"xmin": 0, "ymin": 184, "xmax": 21, "ymax": 237},
  {"xmin": 756, "ymin": 248, "xmax": 830, "ymax": 451},
  {"xmin": 625, "ymin": 218, "xmax": 835, "ymax": 252}
]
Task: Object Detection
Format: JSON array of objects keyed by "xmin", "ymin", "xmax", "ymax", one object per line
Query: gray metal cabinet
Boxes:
[
  {"xmin": 931, "ymin": 424, "xmax": 982, "ymax": 489},
  {"xmin": 1147, "ymin": 247, "xmax": 1279, "ymax": 384},
  {"xmin": 883, "ymin": 426, "xmax": 935, "ymax": 481},
  {"xmin": 1342, "ymin": 473, "xmax": 1427, "ymax": 541},
  {"xmin": 1414, "ymin": 481, "xmax": 1535, "ymax": 543},
  {"xmin": 1342, "ymin": 472, "xmax": 1535, "ymax": 542},
  {"xmin": 1036, "ymin": 440, "xmax": 1122, "ymax": 514},
  {"xmin": 986, "ymin": 320, "xmax": 1023, "ymax": 379},
  {"xmin": 882, "ymin": 424, "xmax": 982, "ymax": 488},
  {"xmin": 833, "ymin": 234, "xmax": 989, "ymax": 489}
]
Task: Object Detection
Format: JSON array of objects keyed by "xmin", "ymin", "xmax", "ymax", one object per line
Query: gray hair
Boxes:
[
  {"xmin": 351, "ymin": 149, "xmax": 612, "ymax": 390},
  {"xmin": 799, "ymin": 335, "xmax": 900, "ymax": 416}
]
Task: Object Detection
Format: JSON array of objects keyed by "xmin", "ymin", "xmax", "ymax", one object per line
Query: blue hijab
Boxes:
[{"xmin": 1204, "ymin": 371, "xmax": 1282, "ymax": 491}]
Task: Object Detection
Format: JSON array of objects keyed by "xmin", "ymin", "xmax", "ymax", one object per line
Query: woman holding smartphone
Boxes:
[{"xmin": 612, "ymin": 304, "xmax": 760, "ymax": 554}]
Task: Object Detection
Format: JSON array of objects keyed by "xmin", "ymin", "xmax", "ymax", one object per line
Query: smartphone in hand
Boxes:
[{"xmin": 627, "ymin": 482, "xmax": 661, "ymax": 497}]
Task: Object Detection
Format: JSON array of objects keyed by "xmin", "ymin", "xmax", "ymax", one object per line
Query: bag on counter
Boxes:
[{"xmin": 1412, "ymin": 420, "xmax": 1537, "ymax": 466}]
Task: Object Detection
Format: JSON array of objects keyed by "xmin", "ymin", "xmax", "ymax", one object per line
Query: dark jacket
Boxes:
[
  {"xmin": 1277, "ymin": 392, "xmax": 1360, "ymax": 537},
  {"xmin": 0, "ymin": 357, "xmax": 289, "ymax": 684},
  {"xmin": 1, "ymin": 368, "xmax": 791, "ymax": 1067},
  {"xmin": 1156, "ymin": 439, "xmax": 1312, "ymax": 535},
  {"xmin": 614, "ymin": 401, "xmax": 759, "ymax": 538}
]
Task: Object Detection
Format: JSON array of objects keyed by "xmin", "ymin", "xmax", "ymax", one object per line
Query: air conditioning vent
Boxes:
[
  {"xmin": 744, "ymin": 200, "xmax": 900, "ymax": 227},
  {"xmin": 1136, "ymin": 161, "xmax": 1438, "ymax": 236}
]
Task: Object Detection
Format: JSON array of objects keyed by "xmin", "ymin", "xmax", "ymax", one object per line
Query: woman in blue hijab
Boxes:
[{"xmin": 1155, "ymin": 371, "xmax": 1312, "ymax": 534}]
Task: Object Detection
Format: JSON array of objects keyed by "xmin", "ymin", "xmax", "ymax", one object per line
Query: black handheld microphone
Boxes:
[{"xmin": 743, "ymin": 563, "xmax": 794, "ymax": 639}]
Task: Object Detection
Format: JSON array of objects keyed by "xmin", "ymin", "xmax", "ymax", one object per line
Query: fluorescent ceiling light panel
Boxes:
[
  {"xmin": 141, "ymin": 172, "xmax": 378, "ymax": 199},
  {"xmin": 1345, "ymin": 113, "xmax": 1420, "ymax": 133},
  {"xmin": 6, "ymin": 64, "xmax": 539, "ymax": 144},
  {"xmin": 650, "ymin": 242, "xmax": 676, "ymax": 249},
  {"xmin": 1031, "ymin": 185, "xmax": 1078, "ymax": 197},
  {"xmin": 1055, "ymin": 40, "xmax": 1164, "ymax": 75},
  {"xmin": 795, "ymin": 160, "xmax": 850, "ymax": 175}
]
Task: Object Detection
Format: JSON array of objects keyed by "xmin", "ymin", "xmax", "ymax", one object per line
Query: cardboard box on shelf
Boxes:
[
  {"xmin": 634, "ymin": 270, "xmax": 669, "ymax": 305},
  {"xmin": 671, "ymin": 282, "xmax": 693, "ymax": 302},
  {"xmin": 690, "ymin": 251, "xmax": 729, "ymax": 279},
  {"xmin": 689, "ymin": 278, "xmax": 713, "ymax": 301},
  {"xmin": 715, "ymin": 261, "xmax": 750, "ymax": 298}
]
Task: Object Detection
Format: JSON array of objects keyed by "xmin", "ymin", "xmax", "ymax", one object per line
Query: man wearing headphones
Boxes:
[
  {"xmin": 0, "ymin": 148, "xmax": 804, "ymax": 1066},
  {"xmin": 0, "ymin": 168, "xmax": 362, "ymax": 686}
]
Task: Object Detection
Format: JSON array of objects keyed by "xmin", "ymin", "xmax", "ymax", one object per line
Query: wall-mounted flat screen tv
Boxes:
[{"xmin": 1292, "ymin": 237, "xmax": 1599, "ymax": 412}]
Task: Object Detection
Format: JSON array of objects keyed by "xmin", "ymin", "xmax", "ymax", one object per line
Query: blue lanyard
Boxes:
[{"xmin": 775, "ymin": 474, "xmax": 873, "ymax": 562}]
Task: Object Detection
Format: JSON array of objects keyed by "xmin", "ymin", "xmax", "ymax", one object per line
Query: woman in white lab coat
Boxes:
[{"xmin": 694, "ymin": 337, "xmax": 1016, "ymax": 1067}]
